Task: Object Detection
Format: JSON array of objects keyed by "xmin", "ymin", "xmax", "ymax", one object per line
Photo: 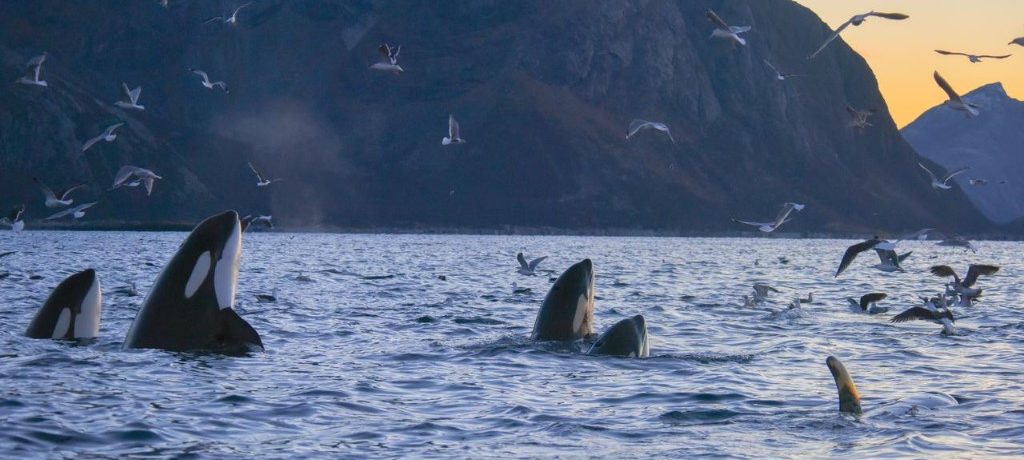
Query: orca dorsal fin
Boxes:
[{"xmin": 216, "ymin": 308, "xmax": 264, "ymax": 353}]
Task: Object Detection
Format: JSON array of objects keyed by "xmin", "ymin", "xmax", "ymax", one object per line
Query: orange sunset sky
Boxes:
[{"xmin": 794, "ymin": 0, "xmax": 1024, "ymax": 127}]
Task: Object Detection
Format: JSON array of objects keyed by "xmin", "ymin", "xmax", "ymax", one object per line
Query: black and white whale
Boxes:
[
  {"xmin": 531, "ymin": 259, "xmax": 594, "ymax": 341},
  {"xmin": 826, "ymin": 355, "xmax": 957, "ymax": 416},
  {"xmin": 587, "ymin": 315, "xmax": 649, "ymax": 357},
  {"xmin": 123, "ymin": 210, "xmax": 263, "ymax": 353},
  {"xmin": 25, "ymin": 269, "xmax": 102, "ymax": 340}
]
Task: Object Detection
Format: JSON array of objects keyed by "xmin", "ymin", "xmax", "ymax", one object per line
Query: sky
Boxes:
[{"xmin": 794, "ymin": 0, "xmax": 1024, "ymax": 127}]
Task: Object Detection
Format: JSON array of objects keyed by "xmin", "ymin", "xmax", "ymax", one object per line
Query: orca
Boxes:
[
  {"xmin": 123, "ymin": 210, "xmax": 263, "ymax": 353},
  {"xmin": 25, "ymin": 268, "xmax": 102, "ymax": 339},
  {"xmin": 531, "ymin": 259, "xmax": 594, "ymax": 341},
  {"xmin": 587, "ymin": 315, "xmax": 650, "ymax": 357}
]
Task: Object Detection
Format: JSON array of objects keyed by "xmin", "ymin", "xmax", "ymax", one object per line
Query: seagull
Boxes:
[
  {"xmin": 626, "ymin": 119, "xmax": 675, "ymax": 143},
  {"xmin": 241, "ymin": 214, "xmax": 273, "ymax": 232},
  {"xmin": 45, "ymin": 201, "xmax": 98, "ymax": 220},
  {"xmin": 891, "ymin": 296, "xmax": 956, "ymax": 335},
  {"xmin": 111, "ymin": 166, "xmax": 161, "ymax": 196},
  {"xmin": 17, "ymin": 53, "xmax": 48, "ymax": 87},
  {"xmin": 369, "ymin": 43, "xmax": 403, "ymax": 73},
  {"xmin": 969, "ymin": 178, "xmax": 989, "ymax": 186},
  {"xmin": 732, "ymin": 202, "xmax": 805, "ymax": 233},
  {"xmin": 248, "ymin": 162, "xmax": 282, "ymax": 187},
  {"xmin": 157, "ymin": 0, "xmax": 168, "ymax": 8},
  {"xmin": 752, "ymin": 283, "xmax": 779, "ymax": 304},
  {"xmin": 441, "ymin": 114, "xmax": 465, "ymax": 145},
  {"xmin": 0, "ymin": 205, "xmax": 26, "ymax": 232},
  {"xmin": 763, "ymin": 59, "xmax": 803, "ymax": 80},
  {"xmin": 33, "ymin": 178, "xmax": 85, "ymax": 208},
  {"xmin": 933, "ymin": 71, "xmax": 979, "ymax": 117},
  {"xmin": 189, "ymin": 68, "xmax": 229, "ymax": 93},
  {"xmin": 114, "ymin": 83, "xmax": 145, "ymax": 110},
  {"xmin": 81, "ymin": 122, "xmax": 125, "ymax": 152},
  {"xmin": 203, "ymin": 3, "xmax": 250, "ymax": 25},
  {"xmin": 846, "ymin": 105, "xmax": 874, "ymax": 129},
  {"xmin": 936, "ymin": 236, "xmax": 977, "ymax": 253},
  {"xmin": 929, "ymin": 264, "xmax": 999, "ymax": 298},
  {"xmin": 1011, "ymin": 37, "xmax": 1024, "ymax": 47},
  {"xmin": 516, "ymin": 252, "xmax": 547, "ymax": 276},
  {"xmin": 847, "ymin": 293, "xmax": 890, "ymax": 314},
  {"xmin": 835, "ymin": 237, "xmax": 904, "ymax": 277},
  {"xmin": 934, "ymin": 50, "xmax": 1011, "ymax": 63},
  {"xmin": 900, "ymin": 228, "xmax": 933, "ymax": 241},
  {"xmin": 918, "ymin": 162, "xmax": 969, "ymax": 190},
  {"xmin": 807, "ymin": 11, "xmax": 909, "ymax": 59},
  {"xmin": 706, "ymin": 9, "xmax": 751, "ymax": 46}
]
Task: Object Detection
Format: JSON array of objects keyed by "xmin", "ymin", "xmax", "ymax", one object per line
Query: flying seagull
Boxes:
[
  {"xmin": 847, "ymin": 293, "xmax": 890, "ymax": 315},
  {"xmin": 81, "ymin": 122, "xmax": 125, "ymax": 152},
  {"xmin": 241, "ymin": 214, "xmax": 273, "ymax": 232},
  {"xmin": 17, "ymin": 53, "xmax": 48, "ymax": 87},
  {"xmin": 934, "ymin": 50, "xmax": 1011, "ymax": 63},
  {"xmin": 203, "ymin": 3, "xmax": 250, "ymax": 25},
  {"xmin": 111, "ymin": 166, "xmax": 161, "ymax": 196},
  {"xmin": 516, "ymin": 252, "xmax": 547, "ymax": 276},
  {"xmin": 248, "ymin": 162, "xmax": 282, "ymax": 187},
  {"xmin": 808, "ymin": 11, "xmax": 909, "ymax": 59},
  {"xmin": 189, "ymin": 68, "xmax": 229, "ymax": 93},
  {"xmin": 442, "ymin": 114, "xmax": 465, "ymax": 145},
  {"xmin": 45, "ymin": 201, "xmax": 98, "ymax": 220},
  {"xmin": 732, "ymin": 202, "xmax": 805, "ymax": 233},
  {"xmin": 626, "ymin": 119, "xmax": 675, "ymax": 143},
  {"xmin": 706, "ymin": 9, "xmax": 751, "ymax": 46},
  {"xmin": 369, "ymin": 43, "xmax": 403, "ymax": 73},
  {"xmin": 1, "ymin": 205, "xmax": 26, "ymax": 232},
  {"xmin": 930, "ymin": 264, "xmax": 999, "ymax": 298},
  {"xmin": 33, "ymin": 177, "xmax": 85, "ymax": 208},
  {"xmin": 918, "ymin": 162, "xmax": 968, "ymax": 190},
  {"xmin": 763, "ymin": 59, "xmax": 803, "ymax": 81},
  {"xmin": 834, "ymin": 237, "xmax": 907, "ymax": 277},
  {"xmin": 933, "ymin": 71, "xmax": 979, "ymax": 117},
  {"xmin": 115, "ymin": 83, "xmax": 145, "ymax": 110},
  {"xmin": 891, "ymin": 297, "xmax": 956, "ymax": 335},
  {"xmin": 847, "ymin": 105, "xmax": 874, "ymax": 129},
  {"xmin": 935, "ymin": 235, "xmax": 977, "ymax": 253},
  {"xmin": 900, "ymin": 228, "xmax": 934, "ymax": 241}
]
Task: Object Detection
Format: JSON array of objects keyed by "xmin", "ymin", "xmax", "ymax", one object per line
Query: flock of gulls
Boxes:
[{"xmin": 3, "ymin": 3, "xmax": 1021, "ymax": 418}]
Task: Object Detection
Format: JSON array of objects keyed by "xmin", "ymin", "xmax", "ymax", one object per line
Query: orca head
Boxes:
[
  {"xmin": 26, "ymin": 268, "xmax": 102, "ymax": 340},
  {"xmin": 588, "ymin": 315, "xmax": 649, "ymax": 358},
  {"xmin": 532, "ymin": 259, "xmax": 594, "ymax": 341}
]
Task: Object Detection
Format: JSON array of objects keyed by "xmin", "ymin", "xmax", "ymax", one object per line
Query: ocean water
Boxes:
[{"xmin": 1, "ymin": 232, "xmax": 1022, "ymax": 458}]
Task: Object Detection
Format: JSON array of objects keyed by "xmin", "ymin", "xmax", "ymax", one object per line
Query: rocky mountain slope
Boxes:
[
  {"xmin": 0, "ymin": 0, "xmax": 989, "ymax": 233},
  {"xmin": 902, "ymin": 83, "xmax": 1024, "ymax": 225}
]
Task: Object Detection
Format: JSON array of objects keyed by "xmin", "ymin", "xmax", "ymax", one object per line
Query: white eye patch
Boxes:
[{"xmin": 185, "ymin": 251, "xmax": 212, "ymax": 299}]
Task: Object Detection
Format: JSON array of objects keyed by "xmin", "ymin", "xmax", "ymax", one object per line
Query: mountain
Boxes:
[
  {"xmin": 902, "ymin": 83, "xmax": 1024, "ymax": 225},
  {"xmin": 0, "ymin": 0, "xmax": 988, "ymax": 233}
]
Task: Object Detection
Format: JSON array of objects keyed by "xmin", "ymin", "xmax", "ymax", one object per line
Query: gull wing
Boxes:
[
  {"xmin": 81, "ymin": 134, "xmax": 104, "ymax": 152},
  {"xmin": 203, "ymin": 16, "xmax": 226, "ymax": 24},
  {"xmin": 112, "ymin": 166, "xmax": 140, "ymax": 188},
  {"xmin": 963, "ymin": 264, "xmax": 999, "ymax": 287},
  {"xmin": 807, "ymin": 18, "xmax": 854, "ymax": 59},
  {"xmin": 977, "ymin": 54, "xmax": 1011, "ymax": 59},
  {"xmin": 126, "ymin": 84, "xmax": 142, "ymax": 103},
  {"xmin": 26, "ymin": 54, "xmax": 46, "ymax": 68},
  {"xmin": 763, "ymin": 59, "xmax": 779, "ymax": 74},
  {"xmin": 874, "ymin": 248, "xmax": 899, "ymax": 267},
  {"xmin": 449, "ymin": 115, "xmax": 460, "ymax": 140},
  {"xmin": 191, "ymin": 68, "xmax": 210, "ymax": 83},
  {"xmin": 772, "ymin": 202, "xmax": 799, "ymax": 227},
  {"xmin": 868, "ymin": 12, "xmax": 909, "ymax": 20},
  {"xmin": 929, "ymin": 265, "xmax": 961, "ymax": 284},
  {"xmin": 32, "ymin": 178, "xmax": 57, "ymax": 201},
  {"xmin": 859, "ymin": 293, "xmax": 887, "ymax": 310},
  {"xmin": 232, "ymin": 3, "xmax": 251, "ymax": 16},
  {"xmin": 705, "ymin": 9, "xmax": 731, "ymax": 30},
  {"xmin": 941, "ymin": 166, "xmax": 969, "ymax": 183},
  {"xmin": 45, "ymin": 208, "xmax": 74, "ymax": 220},
  {"xmin": 248, "ymin": 162, "xmax": 266, "ymax": 182},
  {"xmin": 731, "ymin": 218, "xmax": 770, "ymax": 228},
  {"xmin": 516, "ymin": 252, "xmax": 529, "ymax": 270},
  {"xmin": 933, "ymin": 71, "xmax": 962, "ymax": 103},
  {"xmin": 627, "ymin": 119, "xmax": 650, "ymax": 139},
  {"xmin": 917, "ymin": 162, "xmax": 939, "ymax": 183},
  {"xmin": 934, "ymin": 50, "xmax": 968, "ymax": 57},
  {"xmin": 142, "ymin": 177, "xmax": 155, "ymax": 196},
  {"xmin": 891, "ymin": 306, "xmax": 939, "ymax": 323},
  {"xmin": 105, "ymin": 122, "xmax": 125, "ymax": 136},
  {"xmin": 835, "ymin": 238, "xmax": 880, "ymax": 277},
  {"xmin": 528, "ymin": 256, "xmax": 547, "ymax": 271},
  {"xmin": 56, "ymin": 183, "xmax": 86, "ymax": 200}
]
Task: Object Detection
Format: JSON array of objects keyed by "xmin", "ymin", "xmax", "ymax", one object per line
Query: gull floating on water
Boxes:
[
  {"xmin": 934, "ymin": 50, "xmax": 1010, "ymax": 63},
  {"xmin": 189, "ymin": 68, "xmax": 229, "ymax": 93},
  {"xmin": 203, "ymin": 3, "xmax": 250, "ymax": 25},
  {"xmin": 45, "ymin": 201, "xmax": 98, "ymax": 220},
  {"xmin": 933, "ymin": 71, "xmax": 979, "ymax": 117},
  {"xmin": 81, "ymin": 122, "xmax": 125, "ymax": 152},
  {"xmin": 751, "ymin": 283, "xmax": 779, "ymax": 304},
  {"xmin": 516, "ymin": 252, "xmax": 547, "ymax": 276},
  {"xmin": 847, "ymin": 293, "xmax": 890, "ymax": 314},
  {"xmin": 706, "ymin": 9, "xmax": 750, "ymax": 46},
  {"xmin": 918, "ymin": 162, "xmax": 968, "ymax": 190},
  {"xmin": 111, "ymin": 166, "xmax": 161, "ymax": 196},
  {"xmin": 33, "ymin": 177, "xmax": 85, "ymax": 208},
  {"xmin": 1, "ymin": 205, "xmax": 26, "ymax": 232},
  {"xmin": 115, "ymin": 83, "xmax": 145, "ymax": 110},
  {"xmin": 835, "ymin": 236, "xmax": 909, "ymax": 277},
  {"xmin": 732, "ymin": 202, "xmax": 804, "ymax": 233},
  {"xmin": 17, "ymin": 53, "xmax": 48, "ymax": 87},
  {"xmin": 846, "ymin": 105, "xmax": 874, "ymax": 129},
  {"xmin": 626, "ymin": 119, "xmax": 675, "ymax": 143},
  {"xmin": 807, "ymin": 11, "xmax": 909, "ymax": 59},
  {"xmin": 763, "ymin": 59, "xmax": 803, "ymax": 81},
  {"xmin": 369, "ymin": 43, "xmax": 403, "ymax": 73},
  {"xmin": 441, "ymin": 114, "xmax": 465, "ymax": 145},
  {"xmin": 248, "ymin": 162, "xmax": 282, "ymax": 187}
]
